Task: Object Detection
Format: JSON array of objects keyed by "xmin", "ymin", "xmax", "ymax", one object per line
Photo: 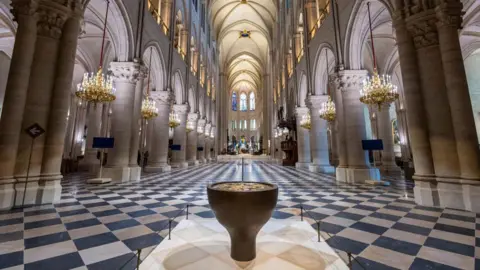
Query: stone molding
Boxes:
[
  {"xmin": 306, "ymin": 94, "xmax": 329, "ymax": 109},
  {"xmin": 435, "ymin": 2, "xmax": 463, "ymax": 29},
  {"xmin": 198, "ymin": 119, "xmax": 207, "ymax": 128},
  {"xmin": 36, "ymin": 2, "xmax": 69, "ymax": 39},
  {"xmin": 10, "ymin": 0, "xmax": 38, "ymax": 21},
  {"xmin": 295, "ymin": 106, "xmax": 310, "ymax": 117},
  {"xmin": 332, "ymin": 70, "xmax": 367, "ymax": 92},
  {"xmin": 173, "ymin": 104, "xmax": 189, "ymax": 114},
  {"xmin": 187, "ymin": 113, "xmax": 199, "ymax": 122},
  {"xmin": 406, "ymin": 13, "xmax": 439, "ymax": 49},
  {"xmin": 110, "ymin": 62, "xmax": 141, "ymax": 84},
  {"xmin": 151, "ymin": 90, "xmax": 171, "ymax": 105}
]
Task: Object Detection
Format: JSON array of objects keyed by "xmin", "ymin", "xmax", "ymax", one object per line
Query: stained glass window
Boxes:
[
  {"xmin": 250, "ymin": 119, "xmax": 256, "ymax": 130},
  {"xmin": 232, "ymin": 92, "xmax": 237, "ymax": 111},
  {"xmin": 249, "ymin": 92, "xmax": 255, "ymax": 111},
  {"xmin": 240, "ymin": 93, "xmax": 247, "ymax": 111}
]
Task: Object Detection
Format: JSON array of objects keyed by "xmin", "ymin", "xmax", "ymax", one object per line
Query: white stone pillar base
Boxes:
[
  {"xmin": 309, "ymin": 164, "xmax": 335, "ymax": 174},
  {"xmin": 145, "ymin": 164, "xmax": 171, "ymax": 173},
  {"xmin": 0, "ymin": 181, "xmax": 15, "ymax": 210},
  {"xmin": 336, "ymin": 167, "xmax": 380, "ymax": 184},
  {"xmin": 188, "ymin": 160, "xmax": 200, "ymax": 166},
  {"xmin": 413, "ymin": 179, "xmax": 439, "ymax": 207},
  {"xmin": 199, "ymin": 158, "xmax": 207, "ymax": 164},
  {"xmin": 129, "ymin": 166, "xmax": 141, "ymax": 181},
  {"xmin": 37, "ymin": 174, "xmax": 62, "ymax": 204},
  {"xmin": 171, "ymin": 162, "xmax": 188, "ymax": 168},
  {"xmin": 437, "ymin": 181, "xmax": 465, "ymax": 211},
  {"xmin": 463, "ymin": 183, "xmax": 480, "ymax": 213},
  {"xmin": 295, "ymin": 162, "xmax": 310, "ymax": 169},
  {"xmin": 102, "ymin": 167, "xmax": 131, "ymax": 182}
]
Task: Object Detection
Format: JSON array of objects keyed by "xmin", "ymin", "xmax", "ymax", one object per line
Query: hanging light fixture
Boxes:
[
  {"xmin": 141, "ymin": 47, "xmax": 159, "ymax": 120},
  {"xmin": 300, "ymin": 111, "xmax": 311, "ymax": 130},
  {"xmin": 76, "ymin": 0, "xmax": 116, "ymax": 104},
  {"xmin": 169, "ymin": 110, "xmax": 180, "ymax": 128},
  {"xmin": 319, "ymin": 48, "xmax": 336, "ymax": 122},
  {"xmin": 359, "ymin": 2, "xmax": 398, "ymax": 109}
]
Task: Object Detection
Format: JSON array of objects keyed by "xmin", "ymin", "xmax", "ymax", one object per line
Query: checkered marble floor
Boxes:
[{"xmin": 0, "ymin": 161, "xmax": 479, "ymax": 270}]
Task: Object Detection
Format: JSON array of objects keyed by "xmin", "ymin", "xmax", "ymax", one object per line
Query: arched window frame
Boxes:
[
  {"xmin": 240, "ymin": 92, "xmax": 247, "ymax": 111},
  {"xmin": 232, "ymin": 92, "xmax": 237, "ymax": 111},
  {"xmin": 249, "ymin": 92, "xmax": 255, "ymax": 111}
]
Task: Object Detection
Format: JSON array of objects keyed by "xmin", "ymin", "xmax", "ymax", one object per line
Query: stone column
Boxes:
[
  {"xmin": 436, "ymin": 3, "xmax": 480, "ymax": 180},
  {"xmin": 128, "ymin": 65, "xmax": 147, "ymax": 181},
  {"xmin": 333, "ymin": 74, "xmax": 347, "ymax": 169},
  {"xmin": 305, "ymin": 0, "xmax": 318, "ymax": 36},
  {"xmin": 14, "ymin": 2, "xmax": 69, "ymax": 206},
  {"xmin": 145, "ymin": 91, "xmax": 171, "ymax": 172},
  {"xmin": 40, "ymin": 12, "xmax": 81, "ymax": 203},
  {"xmin": 0, "ymin": 0, "xmax": 37, "ymax": 209},
  {"xmin": 205, "ymin": 123, "xmax": 212, "ymax": 161},
  {"xmin": 81, "ymin": 104, "xmax": 102, "ymax": 170},
  {"xmin": 295, "ymin": 107, "xmax": 311, "ymax": 169},
  {"xmin": 197, "ymin": 119, "xmax": 206, "ymax": 163},
  {"xmin": 186, "ymin": 113, "xmax": 199, "ymax": 165},
  {"xmin": 393, "ymin": 10, "xmax": 436, "ymax": 206},
  {"xmin": 180, "ymin": 29, "xmax": 188, "ymax": 58},
  {"xmin": 171, "ymin": 104, "xmax": 188, "ymax": 168},
  {"xmin": 161, "ymin": 0, "xmax": 172, "ymax": 31},
  {"xmin": 376, "ymin": 104, "xmax": 401, "ymax": 172},
  {"xmin": 334, "ymin": 70, "xmax": 379, "ymax": 183},
  {"xmin": 103, "ymin": 61, "xmax": 140, "ymax": 182},
  {"xmin": 211, "ymin": 125, "xmax": 217, "ymax": 160},
  {"xmin": 307, "ymin": 95, "xmax": 334, "ymax": 173},
  {"xmin": 435, "ymin": 2, "xmax": 480, "ymax": 211}
]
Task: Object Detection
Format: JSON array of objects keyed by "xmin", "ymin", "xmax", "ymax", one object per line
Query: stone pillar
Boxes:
[
  {"xmin": 436, "ymin": 2, "xmax": 480, "ymax": 211},
  {"xmin": 437, "ymin": 3, "xmax": 480, "ymax": 179},
  {"xmin": 305, "ymin": 0, "xmax": 318, "ymax": 36},
  {"xmin": 307, "ymin": 95, "xmax": 334, "ymax": 173},
  {"xmin": 171, "ymin": 104, "xmax": 188, "ymax": 168},
  {"xmin": 180, "ymin": 29, "xmax": 188, "ymax": 58},
  {"xmin": 376, "ymin": 104, "xmax": 401, "ymax": 172},
  {"xmin": 103, "ymin": 62, "xmax": 140, "ymax": 182},
  {"xmin": 186, "ymin": 113, "xmax": 199, "ymax": 165},
  {"xmin": 333, "ymin": 74, "xmax": 347, "ymax": 169},
  {"xmin": 81, "ymin": 104, "xmax": 102, "ymax": 170},
  {"xmin": 197, "ymin": 119, "xmax": 206, "ymax": 163},
  {"xmin": 0, "ymin": 2, "xmax": 39, "ymax": 209},
  {"xmin": 40, "ymin": 13, "xmax": 81, "ymax": 203},
  {"xmin": 14, "ymin": 2, "xmax": 69, "ymax": 206},
  {"xmin": 295, "ymin": 107, "xmax": 311, "ymax": 169},
  {"xmin": 334, "ymin": 70, "xmax": 379, "ymax": 183},
  {"xmin": 211, "ymin": 125, "xmax": 217, "ymax": 160},
  {"xmin": 205, "ymin": 123, "xmax": 212, "ymax": 161},
  {"xmin": 393, "ymin": 9, "xmax": 436, "ymax": 206},
  {"xmin": 161, "ymin": 0, "xmax": 172, "ymax": 30},
  {"xmin": 128, "ymin": 65, "xmax": 147, "ymax": 181},
  {"xmin": 145, "ymin": 91, "xmax": 171, "ymax": 172}
]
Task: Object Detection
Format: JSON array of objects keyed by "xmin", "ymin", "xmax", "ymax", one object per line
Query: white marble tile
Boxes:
[
  {"xmin": 417, "ymin": 246, "xmax": 475, "ymax": 270},
  {"xmin": 24, "ymin": 241, "xmax": 77, "ymax": 264},
  {"xmin": 79, "ymin": 241, "xmax": 131, "ymax": 265}
]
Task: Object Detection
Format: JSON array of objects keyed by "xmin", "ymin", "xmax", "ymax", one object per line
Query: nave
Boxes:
[{"xmin": 0, "ymin": 162, "xmax": 478, "ymax": 270}]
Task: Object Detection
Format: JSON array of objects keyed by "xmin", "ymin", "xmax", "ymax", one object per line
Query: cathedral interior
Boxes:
[{"xmin": 0, "ymin": 0, "xmax": 480, "ymax": 269}]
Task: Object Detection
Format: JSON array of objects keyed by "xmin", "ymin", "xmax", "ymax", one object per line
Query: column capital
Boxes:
[
  {"xmin": 173, "ymin": 104, "xmax": 189, "ymax": 114},
  {"xmin": 198, "ymin": 119, "xmax": 207, "ymax": 127},
  {"xmin": 187, "ymin": 113, "xmax": 199, "ymax": 122},
  {"xmin": 36, "ymin": 1, "xmax": 70, "ymax": 39},
  {"xmin": 405, "ymin": 12, "xmax": 439, "ymax": 49},
  {"xmin": 295, "ymin": 106, "xmax": 310, "ymax": 117},
  {"xmin": 435, "ymin": 1, "xmax": 463, "ymax": 29},
  {"xmin": 306, "ymin": 94, "xmax": 329, "ymax": 109},
  {"xmin": 332, "ymin": 70, "xmax": 367, "ymax": 92},
  {"xmin": 10, "ymin": 0, "xmax": 38, "ymax": 21},
  {"xmin": 110, "ymin": 61, "xmax": 142, "ymax": 84},
  {"xmin": 151, "ymin": 90, "xmax": 172, "ymax": 105}
]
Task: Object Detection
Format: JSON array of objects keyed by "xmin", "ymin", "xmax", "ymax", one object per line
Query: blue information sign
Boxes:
[
  {"xmin": 92, "ymin": 137, "xmax": 115, "ymax": 149},
  {"xmin": 171, "ymin": 144, "xmax": 181, "ymax": 151},
  {"xmin": 362, "ymin": 140, "xmax": 383, "ymax": 151}
]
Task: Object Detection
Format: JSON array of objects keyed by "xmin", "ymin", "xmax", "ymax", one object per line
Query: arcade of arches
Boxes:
[{"xmin": 0, "ymin": 0, "xmax": 480, "ymax": 269}]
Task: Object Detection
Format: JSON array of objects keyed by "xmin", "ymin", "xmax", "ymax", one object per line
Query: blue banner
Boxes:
[{"xmin": 92, "ymin": 137, "xmax": 115, "ymax": 149}]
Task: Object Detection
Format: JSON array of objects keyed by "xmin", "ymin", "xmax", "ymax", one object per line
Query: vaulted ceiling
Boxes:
[{"xmin": 210, "ymin": 0, "xmax": 276, "ymax": 95}]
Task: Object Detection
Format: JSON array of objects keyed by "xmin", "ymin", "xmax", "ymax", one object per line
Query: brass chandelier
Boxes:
[
  {"xmin": 359, "ymin": 2, "xmax": 398, "ymax": 109},
  {"xmin": 300, "ymin": 111, "xmax": 311, "ymax": 130},
  {"xmin": 319, "ymin": 49, "xmax": 336, "ymax": 122},
  {"xmin": 141, "ymin": 48, "xmax": 159, "ymax": 120},
  {"xmin": 169, "ymin": 111, "xmax": 180, "ymax": 128},
  {"xmin": 75, "ymin": 0, "xmax": 116, "ymax": 104}
]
